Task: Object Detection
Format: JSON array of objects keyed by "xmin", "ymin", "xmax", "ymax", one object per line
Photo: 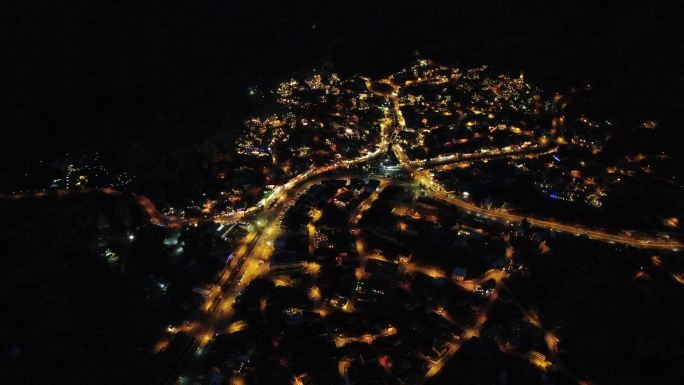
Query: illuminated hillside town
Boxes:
[{"xmin": 2, "ymin": 58, "xmax": 683, "ymax": 385}]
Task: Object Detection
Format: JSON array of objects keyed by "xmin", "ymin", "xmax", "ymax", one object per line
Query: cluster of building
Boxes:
[
  {"xmin": 239, "ymin": 72, "xmax": 385, "ymax": 173},
  {"xmin": 392, "ymin": 60, "xmax": 546, "ymax": 161},
  {"xmin": 188, "ymin": 181, "xmax": 529, "ymax": 384},
  {"xmin": 17, "ymin": 59, "xmax": 677, "ymax": 385}
]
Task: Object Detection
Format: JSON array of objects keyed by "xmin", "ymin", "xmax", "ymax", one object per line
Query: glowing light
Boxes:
[
  {"xmin": 664, "ymin": 217, "xmax": 679, "ymax": 228},
  {"xmin": 672, "ymin": 273, "xmax": 684, "ymax": 285},
  {"xmin": 308, "ymin": 286, "xmax": 322, "ymax": 301},
  {"xmin": 227, "ymin": 320, "xmax": 248, "ymax": 334},
  {"xmin": 528, "ymin": 351, "xmax": 553, "ymax": 371},
  {"xmin": 338, "ymin": 358, "xmax": 351, "ymax": 376},
  {"xmin": 152, "ymin": 339, "xmax": 170, "ymax": 353},
  {"xmin": 305, "ymin": 262, "xmax": 321, "ymax": 275},
  {"xmin": 544, "ymin": 332, "xmax": 560, "ymax": 353}
]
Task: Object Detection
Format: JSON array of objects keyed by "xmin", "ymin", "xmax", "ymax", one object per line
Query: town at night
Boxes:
[{"xmin": 1, "ymin": 2, "xmax": 683, "ymax": 385}]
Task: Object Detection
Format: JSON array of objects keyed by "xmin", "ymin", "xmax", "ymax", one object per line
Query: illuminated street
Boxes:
[
  {"xmin": 138, "ymin": 61, "xmax": 684, "ymax": 384},
  {"xmin": 3, "ymin": 29, "xmax": 684, "ymax": 384}
]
